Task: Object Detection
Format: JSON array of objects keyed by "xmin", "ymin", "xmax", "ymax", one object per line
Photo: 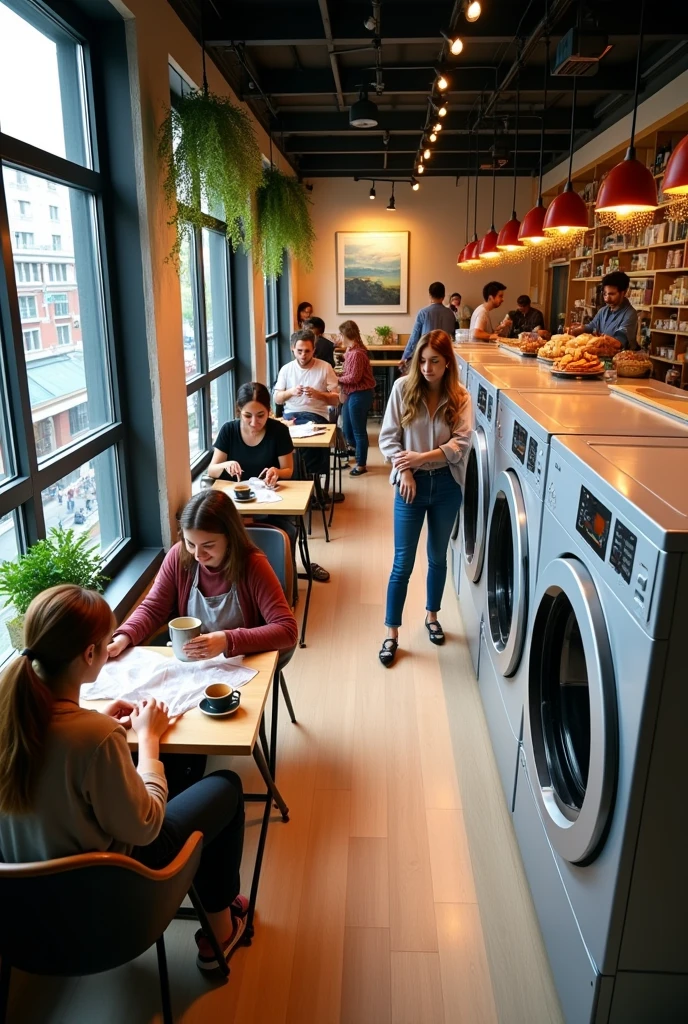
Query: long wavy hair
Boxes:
[
  {"xmin": 401, "ymin": 330, "xmax": 467, "ymax": 429},
  {"xmin": 179, "ymin": 489, "xmax": 255, "ymax": 583},
  {"xmin": 338, "ymin": 319, "xmax": 365, "ymax": 349},
  {"xmin": 0, "ymin": 585, "xmax": 113, "ymax": 814}
]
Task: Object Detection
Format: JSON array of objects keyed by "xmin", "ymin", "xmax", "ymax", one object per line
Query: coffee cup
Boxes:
[
  {"xmin": 234, "ymin": 483, "xmax": 253, "ymax": 500},
  {"xmin": 168, "ymin": 616, "xmax": 202, "ymax": 662},
  {"xmin": 203, "ymin": 682, "xmax": 235, "ymax": 712}
]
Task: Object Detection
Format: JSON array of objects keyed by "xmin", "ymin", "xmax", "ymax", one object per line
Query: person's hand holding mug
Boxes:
[
  {"xmin": 183, "ymin": 631, "xmax": 228, "ymax": 660},
  {"xmin": 107, "ymin": 633, "xmax": 131, "ymax": 659}
]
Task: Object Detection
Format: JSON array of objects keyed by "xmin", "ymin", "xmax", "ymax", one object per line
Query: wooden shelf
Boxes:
[
  {"xmin": 655, "ymin": 265, "xmax": 688, "ymax": 273},
  {"xmin": 648, "ymin": 241, "xmax": 686, "ymax": 249},
  {"xmin": 650, "ymin": 355, "xmax": 683, "ymax": 364},
  {"xmin": 653, "ymin": 303, "xmax": 688, "ymax": 309},
  {"xmin": 650, "ymin": 328, "xmax": 682, "ymax": 335}
]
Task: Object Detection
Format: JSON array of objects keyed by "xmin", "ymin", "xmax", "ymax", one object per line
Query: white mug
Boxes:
[{"xmin": 168, "ymin": 616, "xmax": 202, "ymax": 662}]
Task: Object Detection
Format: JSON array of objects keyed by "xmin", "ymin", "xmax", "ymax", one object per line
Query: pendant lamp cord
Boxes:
[
  {"xmin": 465, "ymin": 127, "xmax": 472, "ymax": 244},
  {"xmin": 567, "ymin": 76, "xmax": 577, "ymax": 185},
  {"xmin": 491, "ymin": 100, "xmax": 497, "ymax": 228},
  {"xmin": 473, "ymin": 104, "xmax": 481, "ymax": 238},
  {"xmin": 629, "ymin": 0, "xmax": 646, "ymax": 155},
  {"xmin": 538, "ymin": 0, "xmax": 549, "ymax": 201},
  {"xmin": 200, "ymin": 0, "xmax": 208, "ymax": 95},
  {"xmin": 512, "ymin": 51, "xmax": 521, "ymax": 215}
]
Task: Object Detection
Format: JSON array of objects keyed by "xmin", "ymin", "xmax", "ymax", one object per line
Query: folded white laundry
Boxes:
[{"xmin": 81, "ymin": 646, "xmax": 257, "ymax": 716}]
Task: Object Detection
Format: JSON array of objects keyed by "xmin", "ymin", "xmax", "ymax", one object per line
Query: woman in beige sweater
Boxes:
[{"xmin": 0, "ymin": 585, "xmax": 246, "ymax": 972}]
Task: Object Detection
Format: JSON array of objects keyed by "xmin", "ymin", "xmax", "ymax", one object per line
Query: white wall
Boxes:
[{"xmin": 296, "ymin": 175, "xmax": 536, "ymax": 336}]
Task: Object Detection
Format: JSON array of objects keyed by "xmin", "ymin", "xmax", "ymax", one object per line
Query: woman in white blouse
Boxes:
[{"xmin": 378, "ymin": 330, "xmax": 471, "ymax": 666}]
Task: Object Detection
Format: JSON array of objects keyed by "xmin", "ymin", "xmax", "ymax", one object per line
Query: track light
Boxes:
[
  {"xmin": 434, "ymin": 123, "xmax": 442, "ymax": 132},
  {"xmin": 438, "ymin": 105, "xmax": 447, "ymax": 117},
  {"xmin": 364, "ymin": 15, "xmax": 376, "ymax": 31},
  {"xmin": 429, "ymin": 132, "xmax": 437, "ymax": 143},
  {"xmin": 424, "ymin": 148, "xmax": 431, "ymax": 160},
  {"xmin": 418, "ymin": 162, "xmax": 425, "ymax": 174},
  {"xmin": 465, "ymin": 1, "xmax": 481, "ymax": 21},
  {"xmin": 369, "ymin": 182, "xmax": 376, "ymax": 199},
  {"xmin": 436, "ymin": 74, "xmax": 449, "ymax": 91},
  {"xmin": 411, "ymin": 177, "xmax": 420, "ymax": 191},
  {"xmin": 387, "ymin": 184, "xmax": 396, "ymax": 211}
]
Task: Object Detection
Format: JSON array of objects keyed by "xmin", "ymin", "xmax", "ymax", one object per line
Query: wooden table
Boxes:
[
  {"xmin": 212, "ymin": 478, "xmax": 314, "ymax": 647},
  {"xmin": 283, "ymin": 423, "xmax": 338, "ymax": 538},
  {"xmin": 365, "ymin": 344, "xmax": 406, "ymax": 354},
  {"xmin": 82, "ymin": 646, "xmax": 285, "ymax": 940}
]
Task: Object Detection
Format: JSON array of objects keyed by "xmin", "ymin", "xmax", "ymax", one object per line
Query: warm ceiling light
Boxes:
[
  {"xmin": 519, "ymin": 200, "xmax": 548, "ymax": 246},
  {"xmin": 434, "ymin": 123, "xmax": 442, "ymax": 132},
  {"xmin": 497, "ymin": 216, "xmax": 523, "ymax": 252},
  {"xmin": 450, "ymin": 37, "xmax": 464, "ymax": 55},
  {"xmin": 478, "ymin": 228, "xmax": 501, "ymax": 259},
  {"xmin": 663, "ymin": 135, "xmax": 688, "ymax": 195},
  {"xmin": 429, "ymin": 132, "xmax": 437, "ymax": 142},
  {"xmin": 411, "ymin": 177, "xmax": 420, "ymax": 191},
  {"xmin": 349, "ymin": 89, "xmax": 378, "ymax": 128},
  {"xmin": 387, "ymin": 187, "xmax": 396, "ymax": 212},
  {"xmin": 462, "ymin": 238, "xmax": 481, "ymax": 266},
  {"xmin": 417, "ymin": 162, "xmax": 424, "ymax": 173},
  {"xmin": 543, "ymin": 183, "xmax": 588, "ymax": 238},
  {"xmin": 438, "ymin": 105, "xmax": 448, "ymax": 117},
  {"xmin": 424, "ymin": 148, "xmax": 431, "ymax": 160},
  {"xmin": 369, "ymin": 183, "xmax": 376, "ymax": 199},
  {"xmin": 465, "ymin": 1, "xmax": 482, "ymax": 22},
  {"xmin": 437, "ymin": 75, "xmax": 449, "ymax": 91}
]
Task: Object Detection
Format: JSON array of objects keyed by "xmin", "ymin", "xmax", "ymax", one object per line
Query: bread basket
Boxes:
[{"xmin": 616, "ymin": 361, "xmax": 652, "ymax": 377}]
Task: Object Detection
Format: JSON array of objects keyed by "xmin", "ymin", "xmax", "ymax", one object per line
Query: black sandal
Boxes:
[
  {"xmin": 350, "ymin": 466, "xmax": 367, "ymax": 476},
  {"xmin": 425, "ymin": 618, "xmax": 445, "ymax": 645},
  {"xmin": 379, "ymin": 638, "xmax": 399, "ymax": 667}
]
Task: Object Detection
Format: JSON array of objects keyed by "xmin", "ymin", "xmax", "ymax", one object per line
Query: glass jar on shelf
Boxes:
[{"xmin": 665, "ymin": 366, "xmax": 682, "ymax": 387}]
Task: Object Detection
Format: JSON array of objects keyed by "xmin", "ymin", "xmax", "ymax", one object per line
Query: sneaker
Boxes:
[{"xmin": 195, "ymin": 913, "xmax": 246, "ymax": 971}]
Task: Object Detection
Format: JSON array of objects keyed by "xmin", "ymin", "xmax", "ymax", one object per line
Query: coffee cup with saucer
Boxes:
[{"xmin": 199, "ymin": 682, "xmax": 241, "ymax": 717}]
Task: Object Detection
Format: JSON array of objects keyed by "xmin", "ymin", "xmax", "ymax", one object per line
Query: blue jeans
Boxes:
[
  {"xmin": 283, "ymin": 410, "xmax": 330, "ymax": 476},
  {"xmin": 341, "ymin": 389, "xmax": 374, "ymax": 466},
  {"xmin": 385, "ymin": 468, "xmax": 463, "ymax": 628}
]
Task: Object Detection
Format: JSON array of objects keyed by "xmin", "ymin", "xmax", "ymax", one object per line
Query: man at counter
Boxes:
[
  {"xmin": 570, "ymin": 271, "xmax": 638, "ymax": 349},
  {"xmin": 507, "ymin": 295, "xmax": 549, "ymax": 338},
  {"xmin": 401, "ymin": 282, "xmax": 457, "ymax": 363},
  {"xmin": 470, "ymin": 281, "xmax": 509, "ymax": 341}
]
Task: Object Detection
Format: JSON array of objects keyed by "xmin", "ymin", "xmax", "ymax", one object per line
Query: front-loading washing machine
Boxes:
[
  {"xmin": 453, "ymin": 343, "xmax": 517, "ymax": 385},
  {"xmin": 480, "ymin": 389, "xmax": 688, "ymax": 808},
  {"xmin": 513, "ymin": 434, "xmax": 688, "ymax": 1024}
]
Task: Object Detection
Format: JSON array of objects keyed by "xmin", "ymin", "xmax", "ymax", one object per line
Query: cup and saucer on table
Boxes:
[
  {"xmin": 199, "ymin": 682, "xmax": 241, "ymax": 718},
  {"xmin": 233, "ymin": 483, "xmax": 256, "ymax": 503}
]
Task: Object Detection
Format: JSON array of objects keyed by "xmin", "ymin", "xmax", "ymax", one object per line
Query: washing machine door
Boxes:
[
  {"xmin": 524, "ymin": 557, "xmax": 618, "ymax": 865},
  {"xmin": 485, "ymin": 469, "xmax": 528, "ymax": 677},
  {"xmin": 461, "ymin": 428, "xmax": 490, "ymax": 583}
]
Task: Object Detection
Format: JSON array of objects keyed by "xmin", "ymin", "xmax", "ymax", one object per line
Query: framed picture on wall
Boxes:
[{"xmin": 335, "ymin": 231, "xmax": 409, "ymax": 314}]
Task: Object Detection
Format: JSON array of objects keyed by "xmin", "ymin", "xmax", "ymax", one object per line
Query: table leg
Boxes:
[
  {"xmin": 269, "ymin": 661, "xmax": 280, "ymax": 777},
  {"xmin": 296, "ymin": 514, "xmax": 313, "ymax": 648},
  {"xmin": 311, "ymin": 471, "xmax": 330, "ymax": 542},
  {"xmin": 252, "ymin": 744, "xmax": 289, "ymax": 820}
]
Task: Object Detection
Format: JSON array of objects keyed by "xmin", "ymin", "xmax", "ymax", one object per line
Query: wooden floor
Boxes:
[{"xmin": 8, "ymin": 432, "xmax": 564, "ymax": 1024}]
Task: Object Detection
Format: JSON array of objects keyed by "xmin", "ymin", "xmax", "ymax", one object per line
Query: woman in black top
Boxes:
[{"xmin": 209, "ymin": 382, "xmax": 294, "ymax": 485}]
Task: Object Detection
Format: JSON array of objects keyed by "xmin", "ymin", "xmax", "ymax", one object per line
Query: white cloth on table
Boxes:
[
  {"xmin": 81, "ymin": 646, "xmax": 257, "ymax": 716},
  {"xmin": 288, "ymin": 423, "xmax": 328, "ymax": 438}
]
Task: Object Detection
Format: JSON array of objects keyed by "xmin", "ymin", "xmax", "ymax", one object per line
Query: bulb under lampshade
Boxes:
[
  {"xmin": 595, "ymin": 155, "xmax": 657, "ymax": 215},
  {"xmin": 543, "ymin": 186, "xmax": 588, "ymax": 236},
  {"xmin": 478, "ymin": 228, "xmax": 500, "ymax": 259},
  {"xmin": 461, "ymin": 240, "xmax": 480, "ymax": 266},
  {"xmin": 496, "ymin": 216, "xmax": 523, "ymax": 251},
  {"xmin": 518, "ymin": 202, "xmax": 548, "ymax": 244}
]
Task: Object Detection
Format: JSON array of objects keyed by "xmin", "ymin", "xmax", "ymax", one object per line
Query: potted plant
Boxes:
[
  {"xmin": 373, "ymin": 325, "xmax": 394, "ymax": 345},
  {"xmin": 256, "ymin": 166, "xmax": 315, "ymax": 278},
  {"xmin": 0, "ymin": 527, "xmax": 107, "ymax": 650},
  {"xmin": 158, "ymin": 88, "xmax": 263, "ymax": 264}
]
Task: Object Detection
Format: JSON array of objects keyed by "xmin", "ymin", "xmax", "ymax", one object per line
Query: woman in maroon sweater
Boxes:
[
  {"xmin": 338, "ymin": 320, "xmax": 376, "ymax": 476},
  {"xmin": 108, "ymin": 490, "xmax": 298, "ymax": 661}
]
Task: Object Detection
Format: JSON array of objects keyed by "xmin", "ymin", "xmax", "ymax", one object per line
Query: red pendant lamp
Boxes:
[
  {"xmin": 543, "ymin": 73, "xmax": 588, "ymax": 240},
  {"xmin": 461, "ymin": 130, "xmax": 482, "ymax": 269},
  {"xmin": 497, "ymin": 67, "xmax": 524, "ymax": 254},
  {"xmin": 663, "ymin": 134, "xmax": 688, "ymax": 196},
  {"xmin": 519, "ymin": 26, "xmax": 550, "ymax": 250},
  {"xmin": 457, "ymin": 131, "xmax": 474, "ymax": 265},
  {"xmin": 595, "ymin": 0, "xmax": 656, "ymax": 225},
  {"xmin": 479, "ymin": 105, "xmax": 502, "ymax": 261}
]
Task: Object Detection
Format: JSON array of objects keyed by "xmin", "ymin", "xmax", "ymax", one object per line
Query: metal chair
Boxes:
[
  {"xmin": 246, "ymin": 525, "xmax": 298, "ymax": 775},
  {"xmin": 0, "ymin": 832, "xmax": 229, "ymax": 1024}
]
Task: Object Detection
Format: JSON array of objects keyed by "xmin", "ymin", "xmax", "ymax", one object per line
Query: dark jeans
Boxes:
[
  {"xmin": 283, "ymin": 411, "xmax": 330, "ymax": 476},
  {"xmin": 341, "ymin": 389, "xmax": 374, "ymax": 466},
  {"xmin": 133, "ymin": 770, "xmax": 244, "ymax": 915},
  {"xmin": 385, "ymin": 468, "xmax": 463, "ymax": 628}
]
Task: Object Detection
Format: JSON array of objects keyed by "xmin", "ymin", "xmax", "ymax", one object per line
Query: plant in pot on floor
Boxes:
[{"xmin": 0, "ymin": 526, "xmax": 106, "ymax": 650}]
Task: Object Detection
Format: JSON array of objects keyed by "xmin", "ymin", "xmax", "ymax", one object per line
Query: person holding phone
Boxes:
[
  {"xmin": 0, "ymin": 584, "xmax": 249, "ymax": 971},
  {"xmin": 378, "ymin": 330, "xmax": 471, "ymax": 666}
]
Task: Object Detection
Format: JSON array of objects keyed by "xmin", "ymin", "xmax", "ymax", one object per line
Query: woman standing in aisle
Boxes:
[
  {"xmin": 378, "ymin": 330, "xmax": 471, "ymax": 666},
  {"xmin": 337, "ymin": 320, "xmax": 376, "ymax": 477}
]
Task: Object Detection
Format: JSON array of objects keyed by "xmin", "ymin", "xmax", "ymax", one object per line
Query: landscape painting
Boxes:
[{"xmin": 336, "ymin": 232, "xmax": 409, "ymax": 314}]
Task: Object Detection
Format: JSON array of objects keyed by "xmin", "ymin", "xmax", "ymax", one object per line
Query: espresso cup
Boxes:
[
  {"xmin": 234, "ymin": 483, "xmax": 253, "ymax": 500},
  {"xmin": 168, "ymin": 616, "xmax": 202, "ymax": 662},
  {"xmin": 204, "ymin": 682, "xmax": 235, "ymax": 712}
]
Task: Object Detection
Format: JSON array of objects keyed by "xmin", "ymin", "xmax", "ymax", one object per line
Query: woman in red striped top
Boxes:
[{"xmin": 338, "ymin": 320, "xmax": 376, "ymax": 476}]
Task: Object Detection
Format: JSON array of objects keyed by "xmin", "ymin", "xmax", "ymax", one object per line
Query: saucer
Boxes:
[
  {"xmin": 234, "ymin": 491, "xmax": 256, "ymax": 503},
  {"xmin": 199, "ymin": 693, "xmax": 241, "ymax": 717}
]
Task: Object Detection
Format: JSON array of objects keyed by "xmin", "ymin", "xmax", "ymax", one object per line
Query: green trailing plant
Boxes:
[
  {"xmin": 374, "ymin": 325, "xmax": 393, "ymax": 341},
  {"xmin": 0, "ymin": 526, "xmax": 106, "ymax": 617},
  {"xmin": 158, "ymin": 89, "xmax": 263, "ymax": 264},
  {"xmin": 256, "ymin": 166, "xmax": 315, "ymax": 278}
]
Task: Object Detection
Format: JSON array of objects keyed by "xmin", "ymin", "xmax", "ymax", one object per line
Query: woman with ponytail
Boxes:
[{"xmin": 0, "ymin": 585, "xmax": 248, "ymax": 971}]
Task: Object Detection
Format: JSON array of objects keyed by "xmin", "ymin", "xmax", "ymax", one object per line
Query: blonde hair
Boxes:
[
  {"xmin": 401, "ymin": 330, "xmax": 467, "ymax": 430},
  {"xmin": 0, "ymin": 585, "xmax": 113, "ymax": 814},
  {"xmin": 338, "ymin": 320, "xmax": 365, "ymax": 348}
]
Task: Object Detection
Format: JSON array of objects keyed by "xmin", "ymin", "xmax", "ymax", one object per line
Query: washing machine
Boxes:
[
  {"xmin": 455, "ymin": 366, "xmax": 609, "ymax": 673},
  {"xmin": 479, "ymin": 389, "xmax": 688, "ymax": 809},
  {"xmin": 513, "ymin": 435, "xmax": 688, "ymax": 1024},
  {"xmin": 453, "ymin": 343, "xmax": 517, "ymax": 385}
]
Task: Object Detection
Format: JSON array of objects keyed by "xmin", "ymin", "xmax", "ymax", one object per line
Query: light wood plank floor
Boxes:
[{"xmin": 7, "ymin": 431, "xmax": 564, "ymax": 1024}]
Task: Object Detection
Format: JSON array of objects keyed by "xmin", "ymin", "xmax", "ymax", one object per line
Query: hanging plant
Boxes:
[
  {"xmin": 256, "ymin": 166, "xmax": 315, "ymax": 278},
  {"xmin": 158, "ymin": 89, "xmax": 263, "ymax": 264}
]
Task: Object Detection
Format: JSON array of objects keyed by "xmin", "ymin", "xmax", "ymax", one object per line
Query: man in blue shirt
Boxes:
[
  {"xmin": 402, "ymin": 282, "xmax": 457, "ymax": 363},
  {"xmin": 570, "ymin": 271, "xmax": 638, "ymax": 349}
]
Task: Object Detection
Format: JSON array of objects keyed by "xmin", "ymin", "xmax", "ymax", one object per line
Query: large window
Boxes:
[{"xmin": 0, "ymin": 0, "xmax": 135, "ymax": 665}]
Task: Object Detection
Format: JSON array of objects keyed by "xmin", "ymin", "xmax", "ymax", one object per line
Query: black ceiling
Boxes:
[{"xmin": 165, "ymin": 0, "xmax": 688, "ymax": 179}]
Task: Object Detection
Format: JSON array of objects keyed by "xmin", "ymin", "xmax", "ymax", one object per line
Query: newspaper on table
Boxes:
[{"xmin": 81, "ymin": 646, "xmax": 257, "ymax": 716}]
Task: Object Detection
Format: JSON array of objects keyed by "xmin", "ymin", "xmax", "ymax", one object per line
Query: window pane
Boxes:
[
  {"xmin": 179, "ymin": 230, "xmax": 200, "ymax": 379},
  {"xmin": 210, "ymin": 372, "xmax": 234, "ymax": 443},
  {"xmin": 0, "ymin": 359, "xmax": 13, "ymax": 483},
  {"xmin": 0, "ymin": 1, "xmax": 89, "ymax": 165},
  {"xmin": 40, "ymin": 447, "xmax": 122, "ymax": 557},
  {"xmin": 4, "ymin": 167, "xmax": 114, "ymax": 462},
  {"xmin": 202, "ymin": 229, "xmax": 232, "ymax": 366},
  {"xmin": 187, "ymin": 391, "xmax": 201, "ymax": 461},
  {"xmin": 0, "ymin": 513, "xmax": 21, "ymax": 666}
]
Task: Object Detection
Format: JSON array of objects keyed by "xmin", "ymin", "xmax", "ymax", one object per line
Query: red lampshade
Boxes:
[
  {"xmin": 457, "ymin": 245, "xmax": 468, "ymax": 265},
  {"xmin": 478, "ymin": 227, "xmax": 500, "ymax": 259},
  {"xmin": 663, "ymin": 135, "xmax": 688, "ymax": 196},
  {"xmin": 462, "ymin": 239, "xmax": 480, "ymax": 265},
  {"xmin": 518, "ymin": 201, "xmax": 548, "ymax": 245},
  {"xmin": 496, "ymin": 216, "xmax": 523, "ymax": 251},
  {"xmin": 596, "ymin": 153, "xmax": 657, "ymax": 214},
  {"xmin": 543, "ymin": 184, "xmax": 588, "ymax": 236}
]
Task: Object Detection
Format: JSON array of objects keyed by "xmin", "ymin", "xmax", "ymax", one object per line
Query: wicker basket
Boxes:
[{"xmin": 616, "ymin": 361, "xmax": 652, "ymax": 377}]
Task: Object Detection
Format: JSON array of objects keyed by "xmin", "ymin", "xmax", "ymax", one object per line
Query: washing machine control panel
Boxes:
[
  {"xmin": 470, "ymin": 375, "xmax": 497, "ymax": 435},
  {"xmin": 497, "ymin": 401, "xmax": 547, "ymax": 497}
]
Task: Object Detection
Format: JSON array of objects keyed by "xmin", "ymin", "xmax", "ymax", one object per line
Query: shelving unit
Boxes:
[{"xmin": 540, "ymin": 119, "xmax": 688, "ymax": 388}]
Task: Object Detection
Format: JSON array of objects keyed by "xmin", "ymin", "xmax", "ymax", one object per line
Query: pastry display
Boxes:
[
  {"xmin": 519, "ymin": 336, "xmax": 542, "ymax": 354},
  {"xmin": 613, "ymin": 350, "xmax": 653, "ymax": 377},
  {"xmin": 538, "ymin": 334, "xmax": 573, "ymax": 361},
  {"xmin": 552, "ymin": 349, "xmax": 606, "ymax": 375},
  {"xmin": 586, "ymin": 334, "xmax": 622, "ymax": 358}
]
